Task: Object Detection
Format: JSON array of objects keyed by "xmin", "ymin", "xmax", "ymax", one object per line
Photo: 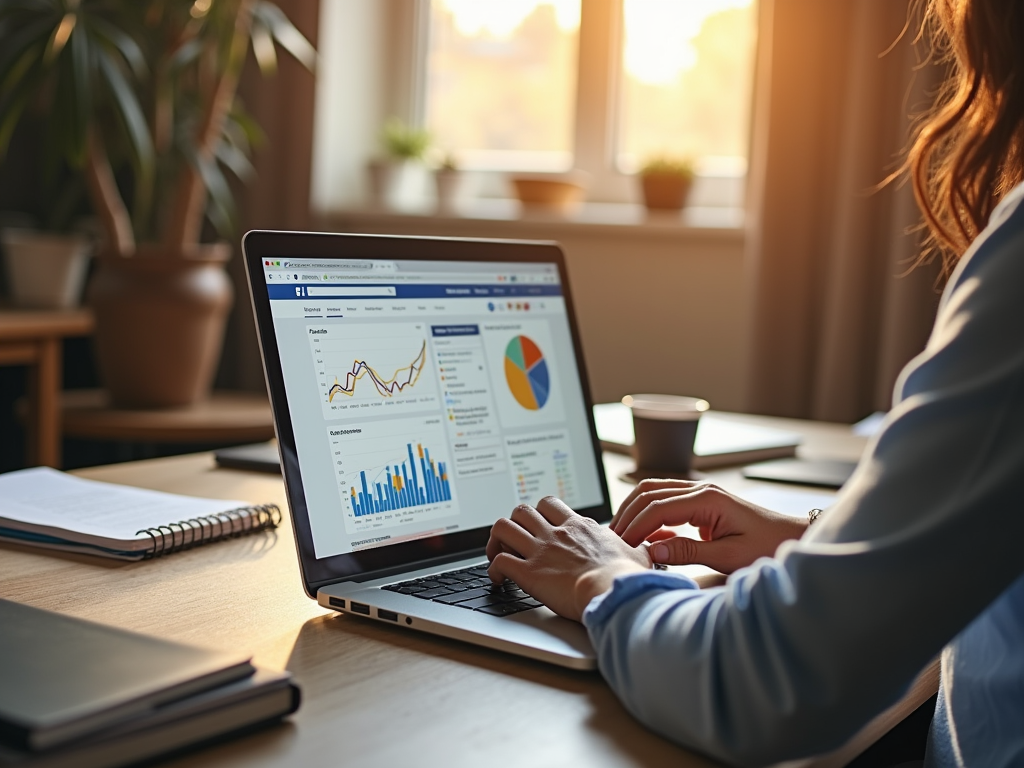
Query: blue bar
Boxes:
[
  {"xmin": 267, "ymin": 283, "xmax": 562, "ymax": 300},
  {"xmin": 408, "ymin": 444, "xmax": 421, "ymax": 506}
]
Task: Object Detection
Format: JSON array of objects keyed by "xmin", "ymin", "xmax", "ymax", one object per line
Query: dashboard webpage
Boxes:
[{"xmin": 264, "ymin": 257, "xmax": 605, "ymax": 560}]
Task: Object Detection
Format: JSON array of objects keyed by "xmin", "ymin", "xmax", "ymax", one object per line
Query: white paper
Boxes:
[{"xmin": 0, "ymin": 467, "xmax": 249, "ymax": 541}]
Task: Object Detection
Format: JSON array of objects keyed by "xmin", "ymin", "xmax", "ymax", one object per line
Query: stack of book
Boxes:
[{"xmin": 0, "ymin": 600, "xmax": 299, "ymax": 768}]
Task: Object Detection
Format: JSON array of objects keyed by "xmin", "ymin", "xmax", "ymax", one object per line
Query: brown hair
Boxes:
[{"xmin": 907, "ymin": 0, "xmax": 1024, "ymax": 275}]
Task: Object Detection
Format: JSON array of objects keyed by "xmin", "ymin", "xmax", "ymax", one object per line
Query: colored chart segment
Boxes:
[
  {"xmin": 504, "ymin": 335, "xmax": 550, "ymax": 410},
  {"xmin": 349, "ymin": 442, "xmax": 452, "ymax": 517}
]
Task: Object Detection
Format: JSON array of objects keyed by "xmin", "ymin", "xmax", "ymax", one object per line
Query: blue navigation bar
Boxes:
[{"xmin": 268, "ymin": 283, "xmax": 562, "ymax": 300}]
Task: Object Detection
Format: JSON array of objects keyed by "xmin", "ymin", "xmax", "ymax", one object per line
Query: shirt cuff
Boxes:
[{"xmin": 582, "ymin": 569, "xmax": 701, "ymax": 630}]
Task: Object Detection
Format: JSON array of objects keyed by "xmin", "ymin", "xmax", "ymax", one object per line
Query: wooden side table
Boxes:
[
  {"xmin": 60, "ymin": 389, "xmax": 275, "ymax": 444},
  {"xmin": 0, "ymin": 308, "xmax": 94, "ymax": 467}
]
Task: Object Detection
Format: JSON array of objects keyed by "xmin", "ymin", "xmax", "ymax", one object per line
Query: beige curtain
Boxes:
[
  {"xmin": 217, "ymin": 0, "xmax": 319, "ymax": 392},
  {"xmin": 744, "ymin": 0, "xmax": 943, "ymax": 423}
]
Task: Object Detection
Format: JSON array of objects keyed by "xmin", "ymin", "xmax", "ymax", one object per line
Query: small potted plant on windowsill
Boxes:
[
  {"xmin": 432, "ymin": 153, "xmax": 463, "ymax": 214},
  {"xmin": 638, "ymin": 156, "xmax": 695, "ymax": 212},
  {"xmin": 367, "ymin": 118, "xmax": 432, "ymax": 210},
  {"xmin": 0, "ymin": 0, "xmax": 315, "ymax": 407}
]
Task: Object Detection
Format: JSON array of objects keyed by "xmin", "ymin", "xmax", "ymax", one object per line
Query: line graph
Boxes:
[
  {"xmin": 309, "ymin": 322, "xmax": 438, "ymax": 418},
  {"xmin": 328, "ymin": 340, "xmax": 427, "ymax": 401}
]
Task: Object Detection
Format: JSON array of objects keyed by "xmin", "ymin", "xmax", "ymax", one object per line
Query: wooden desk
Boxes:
[
  {"xmin": 0, "ymin": 308, "xmax": 93, "ymax": 467},
  {"xmin": 0, "ymin": 416, "xmax": 938, "ymax": 768}
]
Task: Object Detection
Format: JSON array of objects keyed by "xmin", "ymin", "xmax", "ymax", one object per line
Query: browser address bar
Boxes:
[{"xmin": 305, "ymin": 286, "xmax": 397, "ymax": 297}]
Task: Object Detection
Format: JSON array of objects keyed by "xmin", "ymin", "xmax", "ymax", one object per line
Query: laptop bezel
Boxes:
[{"xmin": 243, "ymin": 230, "xmax": 612, "ymax": 597}]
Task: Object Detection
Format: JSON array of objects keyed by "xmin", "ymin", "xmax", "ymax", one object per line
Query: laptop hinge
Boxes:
[{"xmin": 313, "ymin": 548, "xmax": 488, "ymax": 590}]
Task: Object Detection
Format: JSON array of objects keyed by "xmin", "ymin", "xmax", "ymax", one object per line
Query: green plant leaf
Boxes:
[
  {"xmin": 213, "ymin": 137, "xmax": 254, "ymax": 181},
  {"xmin": 95, "ymin": 47, "xmax": 154, "ymax": 196},
  {"xmin": 194, "ymin": 150, "xmax": 235, "ymax": 238},
  {"xmin": 252, "ymin": 1, "xmax": 315, "ymax": 70},
  {"xmin": 249, "ymin": 16, "xmax": 277, "ymax": 75},
  {"xmin": 167, "ymin": 36, "xmax": 202, "ymax": 72},
  {"xmin": 89, "ymin": 16, "xmax": 147, "ymax": 80},
  {"xmin": 0, "ymin": 15, "xmax": 58, "ymax": 87}
]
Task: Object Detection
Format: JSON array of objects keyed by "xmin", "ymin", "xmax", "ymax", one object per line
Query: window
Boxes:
[
  {"xmin": 422, "ymin": 0, "xmax": 757, "ymax": 203},
  {"xmin": 310, "ymin": 0, "xmax": 758, "ymax": 212},
  {"xmin": 425, "ymin": 0, "xmax": 581, "ymax": 172}
]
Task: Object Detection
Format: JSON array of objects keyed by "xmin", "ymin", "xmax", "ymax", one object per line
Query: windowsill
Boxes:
[{"xmin": 319, "ymin": 199, "xmax": 745, "ymax": 242}]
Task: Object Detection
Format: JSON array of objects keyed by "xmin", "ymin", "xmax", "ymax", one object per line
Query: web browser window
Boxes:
[{"xmin": 262, "ymin": 258, "xmax": 604, "ymax": 559}]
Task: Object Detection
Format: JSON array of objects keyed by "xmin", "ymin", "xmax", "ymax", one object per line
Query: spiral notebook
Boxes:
[{"xmin": 0, "ymin": 468, "xmax": 281, "ymax": 561}]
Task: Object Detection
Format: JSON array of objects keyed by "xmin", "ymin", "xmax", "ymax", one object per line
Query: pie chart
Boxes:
[{"xmin": 504, "ymin": 335, "xmax": 550, "ymax": 410}]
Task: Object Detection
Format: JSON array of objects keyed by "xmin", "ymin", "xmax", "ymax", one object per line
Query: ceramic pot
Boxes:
[
  {"xmin": 87, "ymin": 244, "xmax": 233, "ymax": 408},
  {"xmin": 640, "ymin": 173, "xmax": 693, "ymax": 211},
  {"xmin": 1, "ymin": 229, "xmax": 91, "ymax": 309},
  {"xmin": 433, "ymin": 169, "xmax": 464, "ymax": 214}
]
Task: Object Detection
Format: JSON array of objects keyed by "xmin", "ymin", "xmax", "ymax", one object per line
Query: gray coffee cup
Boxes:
[{"xmin": 624, "ymin": 394, "xmax": 709, "ymax": 475}]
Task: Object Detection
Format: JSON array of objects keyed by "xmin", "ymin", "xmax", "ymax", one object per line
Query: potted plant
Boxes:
[
  {"xmin": 366, "ymin": 118, "xmax": 431, "ymax": 210},
  {"xmin": 433, "ymin": 152, "xmax": 463, "ymax": 214},
  {"xmin": 1, "ymin": 152, "xmax": 92, "ymax": 309},
  {"xmin": 638, "ymin": 156, "xmax": 695, "ymax": 212},
  {"xmin": 0, "ymin": 0, "xmax": 314, "ymax": 407}
]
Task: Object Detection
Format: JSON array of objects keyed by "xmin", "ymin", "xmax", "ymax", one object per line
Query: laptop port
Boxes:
[
  {"xmin": 350, "ymin": 602, "xmax": 370, "ymax": 615},
  {"xmin": 328, "ymin": 597, "xmax": 345, "ymax": 609},
  {"xmin": 377, "ymin": 609, "xmax": 398, "ymax": 622}
]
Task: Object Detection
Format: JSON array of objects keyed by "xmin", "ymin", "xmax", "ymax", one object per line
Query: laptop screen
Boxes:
[{"xmin": 258, "ymin": 251, "xmax": 606, "ymax": 563}]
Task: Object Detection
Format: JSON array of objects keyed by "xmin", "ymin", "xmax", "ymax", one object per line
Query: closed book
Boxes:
[
  {"xmin": 0, "ymin": 669, "xmax": 299, "ymax": 768},
  {"xmin": 0, "ymin": 600, "xmax": 253, "ymax": 752}
]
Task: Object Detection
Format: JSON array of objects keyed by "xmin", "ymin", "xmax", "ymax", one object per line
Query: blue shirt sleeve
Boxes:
[{"xmin": 581, "ymin": 185, "xmax": 1024, "ymax": 766}]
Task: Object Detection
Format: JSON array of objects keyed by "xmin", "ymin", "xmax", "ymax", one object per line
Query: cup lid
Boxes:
[{"xmin": 623, "ymin": 394, "xmax": 709, "ymax": 421}]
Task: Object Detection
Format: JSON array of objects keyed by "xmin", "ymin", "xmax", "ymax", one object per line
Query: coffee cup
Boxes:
[{"xmin": 624, "ymin": 394, "xmax": 709, "ymax": 476}]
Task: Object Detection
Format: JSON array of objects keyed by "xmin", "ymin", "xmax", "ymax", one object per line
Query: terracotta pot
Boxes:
[
  {"xmin": 87, "ymin": 244, "xmax": 233, "ymax": 408},
  {"xmin": 510, "ymin": 177, "xmax": 586, "ymax": 214},
  {"xmin": 640, "ymin": 173, "xmax": 693, "ymax": 211}
]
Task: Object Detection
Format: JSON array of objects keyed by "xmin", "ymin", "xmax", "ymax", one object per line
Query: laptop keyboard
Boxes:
[{"xmin": 382, "ymin": 565, "xmax": 543, "ymax": 616}]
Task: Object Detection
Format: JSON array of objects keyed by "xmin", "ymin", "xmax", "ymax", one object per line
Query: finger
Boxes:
[
  {"xmin": 644, "ymin": 527, "xmax": 678, "ymax": 543},
  {"xmin": 509, "ymin": 503, "xmax": 550, "ymax": 536},
  {"xmin": 488, "ymin": 550, "xmax": 530, "ymax": 585},
  {"xmin": 619, "ymin": 487, "xmax": 725, "ymax": 546},
  {"xmin": 612, "ymin": 478, "xmax": 700, "ymax": 532},
  {"xmin": 613, "ymin": 484, "xmax": 713, "ymax": 540},
  {"xmin": 648, "ymin": 534, "xmax": 742, "ymax": 574},
  {"xmin": 534, "ymin": 496, "xmax": 574, "ymax": 525},
  {"xmin": 485, "ymin": 517, "xmax": 536, "ymax": 562}
]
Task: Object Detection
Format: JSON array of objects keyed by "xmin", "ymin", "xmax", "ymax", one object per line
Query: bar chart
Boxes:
[
  {"xmin": 350, "ymin": 442, "xmax": 452, "ymax": 517},
  {"xmin": 327, "ymin": 416, "xmax": 458, "ymax": 535}
]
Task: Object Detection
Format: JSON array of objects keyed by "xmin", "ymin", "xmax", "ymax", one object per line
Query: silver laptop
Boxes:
[{"xmin": 243, "ymin": 231, "xmax": 612, "ymax": 669}]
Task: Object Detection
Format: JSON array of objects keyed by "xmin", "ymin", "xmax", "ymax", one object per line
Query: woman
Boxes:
[{"xmin": 485, "ymin": 0, "xmax": 1024, "ymax": 765}]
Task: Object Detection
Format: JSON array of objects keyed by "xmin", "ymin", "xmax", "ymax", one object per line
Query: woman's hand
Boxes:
[
  {"xmin": 486, "ymin": 497, "xmax": 651, "ymax": 622},
  {"xmin": 610, "ymin": 479, "xmax": 808, "ymax": 574}
]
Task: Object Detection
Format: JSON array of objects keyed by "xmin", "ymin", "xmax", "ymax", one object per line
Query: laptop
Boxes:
[{"xmin": 243, "ymin": 231, "xmax": 612, "ymax": 669}]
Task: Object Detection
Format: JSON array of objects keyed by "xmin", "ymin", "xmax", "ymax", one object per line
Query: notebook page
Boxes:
[{"xmin": 0, "ymin": 467, "xmax": 249, "ymax": 542}]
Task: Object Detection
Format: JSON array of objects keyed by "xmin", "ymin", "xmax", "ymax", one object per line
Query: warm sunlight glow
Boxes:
[
  {"xmin": 624, "ymin": 0, "xmax": 753, "ymax": 85},
  {"xmin": 440, "ymin": 0, "xmax": 579, "ymax": 39}
]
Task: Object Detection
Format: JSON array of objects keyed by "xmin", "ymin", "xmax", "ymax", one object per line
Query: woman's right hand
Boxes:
[{"xmin": 610, "ymin": 479, "xmax": 809, "ymax": 574}]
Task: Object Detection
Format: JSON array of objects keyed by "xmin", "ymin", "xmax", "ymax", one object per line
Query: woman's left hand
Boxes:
[{"xmin": 486, "ymin": 497, "xmax": 652, "ymax": 622}]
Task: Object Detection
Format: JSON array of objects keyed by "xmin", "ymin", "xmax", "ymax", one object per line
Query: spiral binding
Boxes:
[{"xmin": 136, "ymin": 503, "xmax": 282, "ymax": 559}]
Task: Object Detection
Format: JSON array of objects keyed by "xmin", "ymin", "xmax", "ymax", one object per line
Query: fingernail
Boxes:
[{"xmin": 652, "ymin": 543, "xmax": 668, "ymax": 562}]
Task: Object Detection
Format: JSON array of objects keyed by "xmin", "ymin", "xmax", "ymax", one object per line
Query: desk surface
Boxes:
[{"xmin": 0, "ymin": 414, "xmax": 937, "ymax": 768}]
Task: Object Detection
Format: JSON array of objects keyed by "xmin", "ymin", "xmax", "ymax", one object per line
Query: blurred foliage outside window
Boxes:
[{"xmin": 424, "ymin": 0, "xmax": 756, "ymax": 176}]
